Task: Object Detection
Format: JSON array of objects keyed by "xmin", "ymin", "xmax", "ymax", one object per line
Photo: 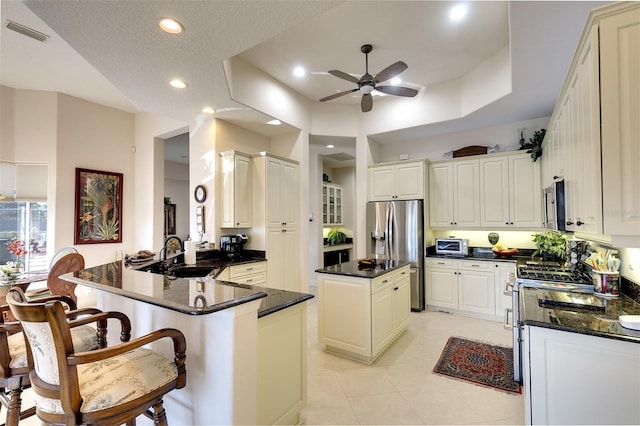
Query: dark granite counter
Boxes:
[
  {"xmin": 62, "ymin": 260, "xmax": 312, "ymax": 317},
  {"xmin": 425, "ymin": 245, "xmax": 535, "ymax": 262},
  {"xmin": 315, "ymin": 259, "xmax": 409, "ymax": 279},
  {"xmin": 521, "ymin": 286, "xmax": 640, "ymax": 344}
]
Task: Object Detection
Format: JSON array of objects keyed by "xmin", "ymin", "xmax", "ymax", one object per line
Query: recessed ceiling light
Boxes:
[
  {"xmin": 202, "ymin": 106, "xmax": 215, "ymax": 114},
  {"xmin": 326, "ymin": 144, "xmax": 335, "ymax": 149},
  {"xmin": 449, "ymin": 5, "xmax": 468, "ymax": 21},
  {"xmin": 266, "ymin": 119, "xmax": 282, "ymax": 126},
  {"xmin": 390, "ymin": 77, "xmax": 402, "ymax": 86},
  {"xmin": 159, "ymin": 18, "xmax": 184, "ymax": 34},
  {"xmin": 170, "ymin": 79, "xmax": 187, "ymax": 89},
  {"xmin": 293, "ymin": 66, "xmax": 306, "ymax": 77}
]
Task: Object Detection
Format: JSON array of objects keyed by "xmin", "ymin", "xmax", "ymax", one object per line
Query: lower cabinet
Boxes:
[
  {"xmin": 524, "ymin": 325, "xmax": 640, "ymax": 425},
  {"xmin": 317, "ymin": 265, "xmax": 410, "ymax": 364},
  {"xmin": 426, "ymin": 258, "xmax": 509, "ymax": 318},
  {"xmin": 217, "ymin": 261, "xmax": 267, "ymax": 287}
]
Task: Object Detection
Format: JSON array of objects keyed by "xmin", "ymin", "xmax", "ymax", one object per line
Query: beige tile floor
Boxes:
[
  {"xmin": 2, "ymin": 295, "xmax": 524, "ymax": 426},
  {"xmin": 302, "ymin": 293, "xmax": 525, "ymax": 425}
]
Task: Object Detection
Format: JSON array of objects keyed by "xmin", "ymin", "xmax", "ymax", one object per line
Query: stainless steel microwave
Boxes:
[
  {"xmin": 543, "ymin": 180, "xmax": 566, "ymax": 231},
  {"xmin": 435, "ymin": 238, "xmax": 469, "ymax": 256}
]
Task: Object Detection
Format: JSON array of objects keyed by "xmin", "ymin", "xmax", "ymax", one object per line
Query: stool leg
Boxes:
[
  {"xmin": 5, "ymin": 388, "xmax": 22, "ymax": 426},
  {"xmin": 151, "ymin": 400, "xmax": 167, "ymax": 426}
]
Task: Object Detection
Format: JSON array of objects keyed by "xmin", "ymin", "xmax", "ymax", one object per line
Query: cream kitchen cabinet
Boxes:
[
  {"xmin": 429, "ymin": 160, "xmax": 481, "ymax": 228},
  {"xmin": 220, "ymin": 150, "xmax": 252, "ymax": 228},
  {"xmin": 524, "ymin": 325, "xmax": 640, "ymax": 425},
  {"xmin": 541, "ymin": 3, "xmax": 640, "ymax": 244},
  {"xmin": 317, "ymin": 264, "xmax": 410, "ymax": 364},
  {"xmin": 368, "ymin": 161, "xmax": 424, "ymax": 201},
  {"xmin": 322, "ymin": 183, "xmax": 342, "ymax": 225},
  {"xmin": 228, "ymin": 261, "xmax": 267, "ymax": 286},
  {"xmin": 252, "ymin": 153, "xmax": 299, "ymax": 292},
  {"xmin": 425, "ymin": 258, "xmax": 495, "ymax": 317},
  {"xmin": 479, "ymin": 153, "xmax": 542, "ymax": 229}
]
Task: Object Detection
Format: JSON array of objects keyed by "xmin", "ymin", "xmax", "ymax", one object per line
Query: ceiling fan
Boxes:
[{"xmin": 319, "ymin": 44, "xmax": 418, "ymax": 112}]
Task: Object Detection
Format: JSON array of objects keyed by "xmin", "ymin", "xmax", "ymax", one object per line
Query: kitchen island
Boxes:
[
  {"xmin": 316, "ymin": 260, "xmax": 410, "ymax": 363},
  {"xmin": 62, "ymin": 260, "xmax": 313, "ymax": 425}
]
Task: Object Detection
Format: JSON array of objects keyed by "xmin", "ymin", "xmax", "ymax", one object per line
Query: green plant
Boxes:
[
  {"xmin": 521, "ymin": 128, "xmax": 546, "ymax": 162},
  {"xmin": 327, "ymin": 227, "xmax": 346, "ymax": 245},
  {"xmin": 532, "ymin": 230, "xmax": 566, "ymax": 260}
]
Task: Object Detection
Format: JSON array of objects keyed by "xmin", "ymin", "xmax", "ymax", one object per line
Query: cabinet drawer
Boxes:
[
  {"xmin": 229, "ymin": 261, "xmax": 266, "ymax": 279},
  {"xmin": 372, "ymin": 274, "xmax": 394, "ymax": 294},
  {"xmin": 458, "ymin": 260, "xmax": 493, "ymax": 271},
  {"xmin": 391, "ymin": 266, "xmax": 410, "ymax": 283},
  {"xmin": 233, "ymin": 272, "xmax": 266, "ymax": 286},
  {"xmin": 425, "ymin": 258, "xmax": 457, "ymax": 268}
]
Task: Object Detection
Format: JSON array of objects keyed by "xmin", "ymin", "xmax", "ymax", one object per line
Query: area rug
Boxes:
[{"xmin": 433, "ymin": 336, "xmax": 521, "ymax": 394}]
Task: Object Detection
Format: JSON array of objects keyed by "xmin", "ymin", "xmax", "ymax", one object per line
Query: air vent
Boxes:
[
  {"xmin": 5, "ymin": 20, "xmax": 50, "ymax": 43},
  {"xmin": 326, "ymin": 152, "xmax": 355, "ymax": 161}
]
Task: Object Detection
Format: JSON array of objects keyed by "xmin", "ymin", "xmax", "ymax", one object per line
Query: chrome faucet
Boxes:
[{"xmin": 160, "ymin": 236, "xmax": 184, "ymax": 262}]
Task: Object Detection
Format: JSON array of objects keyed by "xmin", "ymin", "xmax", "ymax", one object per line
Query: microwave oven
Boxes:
[
  {"xmin": 435, "ymin": 238, "xmax": 469, "ymax": 256},
  {"xmin": 543, "ymin": 180, "xmax": 566, "ymax": 231}
]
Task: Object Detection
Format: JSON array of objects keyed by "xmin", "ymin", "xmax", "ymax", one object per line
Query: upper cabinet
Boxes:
[
  {"xmin": 322, "ymin": 183, "xmax": 342, "ymax": 225},
  {"xmin": 429, "ymin": 159, "xmax": 481, "ymax": 228},
  {"xmin": 368, "ymin": 161, "xmax": 425, "ymax": 201},
  {"xmin": 541, "ymin": 3, "xmax": 640, "ymax": 245},
  {"xmin": 480, "ymin": 153, "xmax": 542, "ymax": 229},
  {"xmin": 220, "ymin": 151, "xmax": 252, "ymax": 228}
]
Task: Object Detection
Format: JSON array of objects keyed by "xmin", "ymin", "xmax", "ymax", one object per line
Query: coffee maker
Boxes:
[{"xmin": 220, "ymin": 234, "xmax": 248, "ymax": 259}]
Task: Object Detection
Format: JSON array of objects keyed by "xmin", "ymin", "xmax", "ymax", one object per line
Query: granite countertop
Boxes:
[
  {"xmin": 315, "ymin": 259, "xmax": 409, "ymax": 279},
  {"xmin": 61, "ymin": 260, "xmax": 312, "ymax": 317},
  {"xmin": 425, "ymin": 246, "xmax": 535, "ymax": 262},
  {"xmin": 520, "ymin": 287, "xmax": 640, "ymax": 344}
]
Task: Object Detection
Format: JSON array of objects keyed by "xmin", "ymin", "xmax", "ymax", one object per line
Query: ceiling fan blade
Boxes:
[
  {"xmin": 319, "ymin": 88, "xmax": 358, "ymax": 102},
  {"xmin": 374, "ymin": 61, "xmax": 408, "ymax": 83},
  {"xmin": 328, "ymin": 70, "xmax": 360, "ymax": 84},
  {"xmin": 375, "ymin": 85, "xmax": 418, "ymax": 97},
  {"xmin": 361, "ymin": 94, "xmax": 373, "ymax": 112}
]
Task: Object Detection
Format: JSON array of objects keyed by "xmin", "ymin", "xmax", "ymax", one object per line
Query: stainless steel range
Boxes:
[{"xmin": 505, "ymin": 260, "xmax": 593, "ymax": 383}]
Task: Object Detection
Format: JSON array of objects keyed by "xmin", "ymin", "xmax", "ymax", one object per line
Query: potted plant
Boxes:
[
  {"xmin": 327, "ymin": 227, "xmax": 347, "ymax": 246},
  {"xmin": 532, "ymin": 230, "xmax": 566, "ymax": 261},
  {"xmin": 520, "ymin": 128, "xmax": 546, "ymax": 162}
]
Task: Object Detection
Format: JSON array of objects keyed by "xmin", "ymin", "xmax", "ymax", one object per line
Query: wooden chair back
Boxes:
[{"xmin": 47, "ymin": 253, "xmax": 84, "ymax": 303}]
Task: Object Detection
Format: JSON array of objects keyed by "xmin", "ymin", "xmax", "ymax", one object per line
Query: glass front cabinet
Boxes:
[{"xmin": 322, "ymin": 183, "xmax": 342, "ymax": 225}]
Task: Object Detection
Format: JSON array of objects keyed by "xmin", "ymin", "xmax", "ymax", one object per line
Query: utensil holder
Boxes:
[{"xmin": 592, "ymin": 270, "xmax": 619, "ymax": 295}]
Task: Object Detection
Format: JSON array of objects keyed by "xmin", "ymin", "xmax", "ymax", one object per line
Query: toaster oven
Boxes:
[{"xmin": 435, "ymin": 238, "xmax": 469, "ymax": 256}]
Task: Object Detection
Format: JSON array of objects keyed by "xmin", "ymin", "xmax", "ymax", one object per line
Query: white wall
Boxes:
[{"xmin": 164, "ymin": 160, "xmax": 189, "ymax": 241}]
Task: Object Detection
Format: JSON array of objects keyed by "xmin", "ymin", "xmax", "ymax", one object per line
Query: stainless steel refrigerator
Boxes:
[{"xmin": 366, "ymin": 200, "xmax": 424, "ymax": 311}]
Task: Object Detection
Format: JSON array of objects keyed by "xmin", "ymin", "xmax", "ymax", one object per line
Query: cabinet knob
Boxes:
[
  {"xmin": 566, "ymin": 221, "xmax": 574, "ymax": 226},
  {"xmin": 282, "ymin": 229, "xmax": 287, "ymax": 233},
  {"xmin": 577, "ymin": 220, "xmax": 584, "ymax": 226},
  {"xmin": 247, "ymin": 279, "xmax": 253, "ymax": 282},
  {"xmin": 510, "ymin": 222, "xmax": 514, "ymax": 225},
  {"xmin": 382, "ymin": 279, "xmax": 388, "ymax": 283},
  {"xmin": 505, "ymin": 222, "xmax": 509, "ymax": 225},
  {"xmin": 450, "ymin": 222, "xmax": 454, "ymax": 225}
]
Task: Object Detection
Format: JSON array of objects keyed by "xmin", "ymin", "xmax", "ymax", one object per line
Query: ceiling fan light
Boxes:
[
  {"xmin": 390, "ymin": 77, "xmax": 402, "ymax": 86},
  {"xmin": 360, "ymin": 85, "xmax": 374, "ymax": 95}
]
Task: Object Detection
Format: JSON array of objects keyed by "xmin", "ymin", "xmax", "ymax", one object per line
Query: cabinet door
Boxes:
[
  {"xmin": 322, "ymin": 185, "xmax": 328, "ymax": 225},
  {"xmin": 281, "ymin": 227, "xmax": 299, "ymax": 292},
  {"xmin": 395, "ymin": 162, "xmax": 424, "ymax": 200},
  {"xmin": 281, "ymin": 160, "xmax": 298, "ymax": 227},
  {"xmin": 334, "ymin": 186, "xmax": 342, "ymax": 225},
  {"xmin": 371, "ymin": 287, "xmax": 394, "ymax": 356},
  {"xmin": 425, "ymin": 267, "xmax": 458, "ymax": 310},
  {"xmin": 429, "ymin": 163, "xmax": 454, "ymax": 227},
  {"xmin": 509, "ymin": 154, "xmax": 542, "ymax": 228},
  {"xmin": 600, "ymin": 9, "xmax": 640, "ymax": 236},
  {"xmin": 266, "ymin": 228, "xmax": 285, "ymax": 290},
  {"xmin": 369, "ymin": 166, "xmax": 395, "ymax": 201},
  {"xmin": 265, "ymin": 158, "xmax": 283, "ymax": 228},
  {"xmin": 494, "ymin": 263, "xmax": 514, "ymax": 317},
  {"xmin": 453, "ymin": 160, "xmax": 481, "ymax": 227},
  {"xmin": 480, "ymin": 157, "xmax": 510, "ymax": 227},
  {"xmin": 392, "ymin": 275, "xmax": 411, "ymax": 332},
  {"xmin": 458, "ymin": 269, "xmax": 495, "ymax": 315},
  {"xmin": 234, "ymin": 154, "xmax": 252, "ymax": 228}
]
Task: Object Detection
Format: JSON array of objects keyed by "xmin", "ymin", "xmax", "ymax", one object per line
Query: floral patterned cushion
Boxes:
[
  {"xmin": 21, "ymin": 321, "xmax": 178, "ymax": 415},
  {"xmin": 8, "ymin": 325, "xmax": 99, "ymax": 369}
]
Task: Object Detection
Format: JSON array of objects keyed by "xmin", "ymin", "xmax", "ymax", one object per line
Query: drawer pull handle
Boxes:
[
  {"xmin": 247, "ymin": 267, "xmax": 253, "ymax": 271},
  {"xmin": 382, "ymin": 279, "xmax": 388, "ymax": 284},
  {"xmin": 437, "ymin": 262, "xmax": 445, "ymax": 265},
  {"xmin": 393, "ymin": 287, "xmax": 399, "ymax": 291},
  {"xmin": 471, "ymin": 264, "xmax": 480, "ymax": 267},
  {"xmin": 247, "ymin": 279, "xmax": 253, "ymax": 282}
]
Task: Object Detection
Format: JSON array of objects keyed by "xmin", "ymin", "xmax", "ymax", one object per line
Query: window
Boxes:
[{"xmin": 0, "ymin": 201, "xmax": 48, "ymax": 272}]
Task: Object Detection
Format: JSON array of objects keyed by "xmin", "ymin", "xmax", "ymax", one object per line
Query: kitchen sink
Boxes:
[{"xmin": 167, "ymin": 265, "xmax": 219, "ymax": 278}]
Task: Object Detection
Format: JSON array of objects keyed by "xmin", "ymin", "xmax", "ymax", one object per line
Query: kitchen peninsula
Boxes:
[
  {"xmin": 316, "ymin": 260, "xmax": 410, "ymax": 363},
  {"xmin": 61, "ymin": 260, "xmax": 313, "ymax": 425}
]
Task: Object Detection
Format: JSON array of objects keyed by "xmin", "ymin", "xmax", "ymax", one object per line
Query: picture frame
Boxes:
[
  {"xmin": 165, "ymin": 204, "xmax": 177, "ymax": 236},
  {"xmin": 74, "ymin": 168, "xmax": 123, "ymax": 244},
  {"xmin": 196, "ymin": 205, "xmax": 205, "ymax": 234}
]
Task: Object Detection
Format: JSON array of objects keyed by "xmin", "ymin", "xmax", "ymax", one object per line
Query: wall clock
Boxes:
[{"xmin": 194, "ymin": 184, "xmax": 207, "ymax": 203}]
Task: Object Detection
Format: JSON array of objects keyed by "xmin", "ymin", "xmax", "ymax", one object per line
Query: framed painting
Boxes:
[
  {"xmin": 74, "ymin": 168, "xmax": 123, "ymax": 244},
  {"xmin": 165, "ymin": 204, "xmax": 176, "ymax": 236}
]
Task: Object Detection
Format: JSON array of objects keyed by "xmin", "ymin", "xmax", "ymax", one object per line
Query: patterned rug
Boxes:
[{"xmin": 433, "ymin": 336, "xmax": 521, "ymax": 394}]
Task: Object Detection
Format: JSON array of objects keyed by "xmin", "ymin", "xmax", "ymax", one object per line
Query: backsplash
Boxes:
[{"xmin": 432, "ymin": 230, "xmax": 538, "ymax": 250}]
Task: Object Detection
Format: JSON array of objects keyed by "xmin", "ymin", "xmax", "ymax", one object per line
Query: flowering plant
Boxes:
[{"xmin": 6, "ymin": 238, "xmax": 27, "ymax": 269}]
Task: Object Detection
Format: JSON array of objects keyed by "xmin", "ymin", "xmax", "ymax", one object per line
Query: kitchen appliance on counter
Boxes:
[
  {"xmin": 505, "ymin": 260, "xmax": 593, "ymax": 383},
  {"xmin": 220, "ymin": 234, "xmax": 248, "ymax": 260},
  {"xmin": 435, "ymin": 238, "xmax": 469, "ymax": 256},
  {"xmin": 366, "ymin": 199, "xmax": 424, "ymax": 311}
]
